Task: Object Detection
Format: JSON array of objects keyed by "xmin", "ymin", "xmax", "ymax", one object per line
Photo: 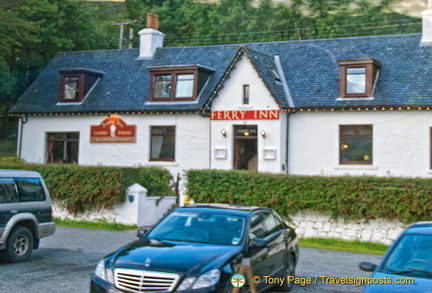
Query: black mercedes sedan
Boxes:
[{"xmin": 90, "ymin": 204, "xmax": 299, "ymax": 293}]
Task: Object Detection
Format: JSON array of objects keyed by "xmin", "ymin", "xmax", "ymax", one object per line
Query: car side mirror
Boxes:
[
  {"xmin": 359, "ymin": 261, "xmax": 377, "ymax": 272},
  {"xmin": 250, "ymin": 237, "xmax": 268, "ymax": 248},
  {"xmin": 137, "ymin": 228, "xmax": 148, "ymax": 238}
]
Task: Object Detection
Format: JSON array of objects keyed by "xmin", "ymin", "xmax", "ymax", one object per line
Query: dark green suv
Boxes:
[{"xmin": 0, "ymin": 169, "xmax": 56, "ymax": 263}]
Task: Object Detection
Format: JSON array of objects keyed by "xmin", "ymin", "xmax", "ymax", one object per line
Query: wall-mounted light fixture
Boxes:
[
  {"xmin": 221, "ymin": 129, "xmax": 227, "ymax": 137},
  {"xmin": 244, "ymin": 131, "xmax": 250, "ymax": 136},
  {"xmin": 260, "ymin": 130, "xmax": 266, "ymax": 137}
]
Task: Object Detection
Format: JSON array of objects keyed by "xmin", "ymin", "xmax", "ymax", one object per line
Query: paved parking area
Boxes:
[{"xmin": 0, "ymin": 226, "xmax": 381, "ymax": 292}]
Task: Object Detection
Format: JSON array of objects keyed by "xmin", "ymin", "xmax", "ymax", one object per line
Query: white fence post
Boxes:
[{"xmin": 125, "ymin": 183, "xmax": 148, "ymax": 227}]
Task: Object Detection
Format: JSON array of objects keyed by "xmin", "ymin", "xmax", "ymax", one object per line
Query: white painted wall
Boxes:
[
  {"xmin": 20, "ymin": 114, "xmax": 210, "ymax": 177},
  {"xmin": 210, "ymin": 57, "xmax": 286, "ymax": 173},
  {"xmin": 288, "ymin": 110, "xmax": 432, "ymax": 177}
]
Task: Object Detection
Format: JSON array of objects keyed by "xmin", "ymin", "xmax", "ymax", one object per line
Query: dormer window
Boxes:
[
  {"xmin": 346, "ymin": 67, "xmax": 366, "ymax": 94},
  {"xmin": 154, "ymin": 73, "xmax": 194, "ymax": 99},
  {"xmin": 59, "ymin": 69, "xmax": 103, "ymax": 103},
  {"xmin": 149, "ymin": 65, "xmax": 214, "ymax": 102},
  {"xmin": 338, "ymin": 59, "xmax": 380, "ymax": 98},
  {"xmin": 64, "ymin": 76, "xmax": 80, "ymax": 100}
]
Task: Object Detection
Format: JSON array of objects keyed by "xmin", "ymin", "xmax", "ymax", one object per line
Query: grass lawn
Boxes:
[
  {"xmin": 53, "ymin": 217, "xmax": 137, "ymax": 231},
  {"xmin": 299, "ymin": 237, "xmax": 388, "ymax": 255}
]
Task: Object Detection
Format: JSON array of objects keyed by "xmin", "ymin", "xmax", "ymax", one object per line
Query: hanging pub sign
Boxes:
[
  {"xmin": 210, "ymin": 110, "xmax": 280, "ymax": 120},
  {"xmin": 90, "ymin": 116, "xmax": 136, "ymax": 143}
]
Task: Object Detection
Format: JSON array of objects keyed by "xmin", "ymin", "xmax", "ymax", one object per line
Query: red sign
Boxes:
[
  {"xmin": 210, "ymin": 110, "xmax": 280, "ymax": 120},
  {"xmin": 90, "ymin": 116, "xmax": 136, "ymax": 143}
]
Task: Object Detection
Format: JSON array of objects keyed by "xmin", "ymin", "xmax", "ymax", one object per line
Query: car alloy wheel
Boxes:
[{"xmin": 4, "ymin": 226, "xmax": 34, "ymax": 263}]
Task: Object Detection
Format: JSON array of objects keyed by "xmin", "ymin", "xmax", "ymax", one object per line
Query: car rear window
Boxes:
[{"xmin": 15, "ymin": 178, "xmax": 46, "ymax": 202}]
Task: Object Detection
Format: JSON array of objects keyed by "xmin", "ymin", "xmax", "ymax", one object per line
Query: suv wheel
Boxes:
[{"xmin": 4, "ymin": 226, "xmax": 34, "ymax": 263}]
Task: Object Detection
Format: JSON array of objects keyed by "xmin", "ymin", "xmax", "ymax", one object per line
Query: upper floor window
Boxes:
[
  {"xmin": 338, "ymin": 59, "xmax": 380, "ymax": 98},
  {"xmin": 243, "ymin": 85, "xmax": 250, "ymax": 105},
  {"xmin": 340, "ymin": 125, "xmax": 373, "ymax": 165},
  {"xmin": 148, "ymin": 65, "xmax": 213, "ymax": 102},
  {"xmin": 64, "ymin": 76, "xmax": 80, "ymax": 100},
  {"xmin": 59, "ymin": 69, "xmax": 103, "ymax": 103}
]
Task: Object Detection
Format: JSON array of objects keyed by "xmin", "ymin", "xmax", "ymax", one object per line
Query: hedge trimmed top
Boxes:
[{"xmin": 186, "ymin": 169, "xmax": 431, "ymax": 224}]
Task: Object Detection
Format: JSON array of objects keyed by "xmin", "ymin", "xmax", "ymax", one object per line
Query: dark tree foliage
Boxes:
[{"xmin": 0, "ymin": 0, "xmax": 421, "ymax": 145}]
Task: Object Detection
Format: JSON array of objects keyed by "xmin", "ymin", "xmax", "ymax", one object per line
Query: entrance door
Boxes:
[{"xmin": 233, "ymin": 125, "xmax": 257, "ymax": 171}]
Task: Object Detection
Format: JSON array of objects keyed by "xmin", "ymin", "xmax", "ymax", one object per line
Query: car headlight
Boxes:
[
  {"xmin": 192, "ymin": 269, "xmax": 220, "ymax": 289},
  {"xmin": 177, "ymin": 269, "xmax": 220, "ymax": 291},
  {"xmin": 94, "ymin": 260, "xmax": 114, "ymax": 284},
  {"xmin": 176, "ymin": 277, "xmax": 197, "ymax": 291}
]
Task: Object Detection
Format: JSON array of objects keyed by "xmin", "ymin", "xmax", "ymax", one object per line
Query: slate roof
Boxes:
[{"xmin": 9, "ymin": 33, "xmax": 432, "ymax": 115}]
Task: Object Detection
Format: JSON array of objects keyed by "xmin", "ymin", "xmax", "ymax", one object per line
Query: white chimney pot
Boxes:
[
  {"xmin": 421, "ymin": 1, "xmax": 432, "ymax": 45},
  {"xmin": 138, "ymin": 28, "xmax": 164, "ymax": 59}
]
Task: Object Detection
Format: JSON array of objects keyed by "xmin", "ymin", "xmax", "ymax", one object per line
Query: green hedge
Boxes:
[
  {"xmin": 0, "ymin": 163, "xmax": 172, "ymax": 214},
  {"xmin": 186, "ymin": 170, "xmax": 431, "ymax": 224}
]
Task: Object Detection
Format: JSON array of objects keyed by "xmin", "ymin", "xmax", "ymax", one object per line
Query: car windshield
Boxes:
[
  {"xmin": 146, "ymin": 210, "xmax": 245, "ymax": 245},
  {"xmin": 381, "ymin": 234, "xmax": 432, "ymax": 278}
]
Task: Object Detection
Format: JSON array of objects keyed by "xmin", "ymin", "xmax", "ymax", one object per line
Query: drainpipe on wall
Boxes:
[
  {"xmin": 209, "ymin": 114, "xmax": 213, "ymax": 170},
  {"xmin": 285, "ymin": 114, "xmax": 290, "ymax": 175},
  {"xmin": 17, "ymin": 115, "xmax": 27, "ymax": 160},
  {"xmin": 274, "ymin": 55, "xmax": 294, "ymax": 175}
]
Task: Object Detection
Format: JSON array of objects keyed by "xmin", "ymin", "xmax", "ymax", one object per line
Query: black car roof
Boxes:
[{"xmin": 179, "ymin": 203, "xmax": 265, "ymax": 216}]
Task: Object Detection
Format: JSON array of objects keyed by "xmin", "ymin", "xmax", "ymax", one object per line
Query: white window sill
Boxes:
[
  {"xmin": 56, "ymin": 101, "xmax": 84, "ymax": 106},
  {"xmin": 335, "ymin": 97, "xmax": 374, "ymax": 101},
  {"xmin": 334, "ymin": 164, "xmax": 378, "ymax": 170},
  {"xmin": 237, "ymin": 105, "xmax": 253, "ymax": 109},
  {"xmin": 146, "ymin": 161, "xmax": 179, "ymax": 167}
]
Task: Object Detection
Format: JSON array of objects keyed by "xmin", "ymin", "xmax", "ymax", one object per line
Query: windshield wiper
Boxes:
[
  {"xmin": 383, "ymin": 268, "xmax": 432, "ymax": 277},
  {"xmin": 164, "ymin": 238, "xmax": 202, "ymax": 243},
  {"xmin": 406, "ymin": 268, "xmax": 432, "ymax": 277}
]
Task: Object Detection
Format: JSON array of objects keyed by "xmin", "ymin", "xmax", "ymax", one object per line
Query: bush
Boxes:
[
  {"xmin": 186, "ymin": 170, "xmax": 431, "ymax": 224},
  {"xmin": 0, "ymin": 156, "xmax": 25, "ymax": 164},
  {"xmin": 0, "ymin": 163, "xmax": 173, "ymax": 214}
]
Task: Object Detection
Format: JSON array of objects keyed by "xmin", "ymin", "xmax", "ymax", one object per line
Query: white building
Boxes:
[{"xmin": 9, "ymin": 8, "xmax": 432, "ymax": 178}]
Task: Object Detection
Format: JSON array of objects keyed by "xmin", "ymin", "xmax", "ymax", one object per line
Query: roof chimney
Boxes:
[
  {"xmin": 421, "ymin": 0, "xmax": 432, "ymax": 45},
  {"xmin": 138, "ymin": 13, "xmax": 164, "ymax": 58}
]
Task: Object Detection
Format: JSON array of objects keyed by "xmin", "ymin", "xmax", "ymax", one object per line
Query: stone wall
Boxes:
[{"xmin": 288, "ymin": 211, "xmax": 407, "ymax": 245}]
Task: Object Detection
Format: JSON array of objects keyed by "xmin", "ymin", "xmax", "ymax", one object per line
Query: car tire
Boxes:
[
  {"xmin": 276, "ymin": 253, "xmax": 295, "ymax": 292},
  {"xmin": 4, "ymin": 226, "xmax": 34, "ymax": 263}
]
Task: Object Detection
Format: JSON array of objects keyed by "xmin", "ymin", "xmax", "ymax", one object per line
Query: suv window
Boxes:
[
  {"xmin": 0, "ymin": 178, "xmax": 19, "ymax": 203},
  {"xmin": 15, "ymin": 178, "xmax": 46, "ymax": 202}
]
